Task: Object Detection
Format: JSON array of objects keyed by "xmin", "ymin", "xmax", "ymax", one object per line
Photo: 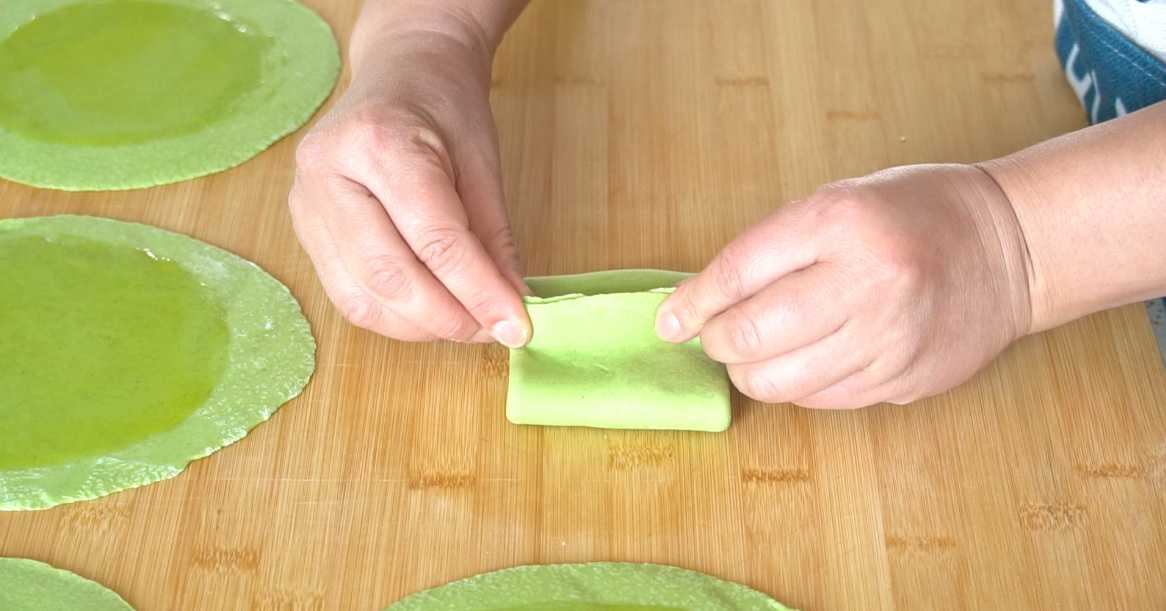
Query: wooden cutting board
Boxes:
[{"xmin": 3, "ymin": 1, "xmax": 1165, "ymax": 609}]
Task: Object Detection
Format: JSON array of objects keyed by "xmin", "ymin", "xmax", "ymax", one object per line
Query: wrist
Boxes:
[
  {"xmin": 350, "ymin": 3, "xmax": 501, "ymax": 78},
  {"xmin": 965, "ymin": 162, "xmax": 1040, "ymax": 340},
  {"xmin": 975, "ymin": 158, "xmax": 1048, "ymax": 335}
]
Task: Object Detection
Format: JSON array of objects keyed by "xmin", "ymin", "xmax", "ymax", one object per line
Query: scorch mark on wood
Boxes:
[
  {"xmin": 1018, "ymin": 501, "xmax": 1086, "ymax": 531},
  {"xmin": 607, "ymin": 442, "xmax": 675, "ymax": 470},
  {"xmin": 408, "ymin": 471, "xmax": 476, "ymax": 490},
  {"xmin": 1075, "ymin": 444, "xmax": 1166, "ymax": 482},
  {"xmin": 741, "ymin": 468, "xmax": 810, "ymax": 484},
  {"xmin": 1075, "ymin": 462, "xmax": 1144, "ymax": 479},
  {"xmin": 192, "ymin": 547, "xmax": 260, "ymax": 572},
  {"xmin": 885, "ymin": 534, "xmax": 957, "ymax": 552},
  {"xmin": 63, "ymin": 503, "xmax": 132, "ymax": 530},
  {"xmin": 481, "ymin": 347, "xmax": 509, "ymax": 378}
]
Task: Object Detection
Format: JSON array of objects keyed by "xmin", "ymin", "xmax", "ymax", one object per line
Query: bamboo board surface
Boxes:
[{"xmin": 3, "ymin": 1, "xmax": 1166, "ymax": 609}]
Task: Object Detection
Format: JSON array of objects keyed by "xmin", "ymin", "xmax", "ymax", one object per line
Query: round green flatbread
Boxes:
[
  {"xmin": 0, "ymin": 0, "xmax": 339, "ymax": 190},
  {"xmin": 0, "ymin": 558, "xmax": 135, "ymax": 611},
  {"xmin": 0, "ymin": 215, "xmax": 315, "ymax": 510},
  {"xmin": 387, "ymin": 563, "xmax": 793, "ymax": 611}
]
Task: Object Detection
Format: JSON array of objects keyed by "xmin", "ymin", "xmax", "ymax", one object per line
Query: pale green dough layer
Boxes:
[
  {"xmin": 0, "ymin": 216, "xmax": 316, "ymax": 510},
  {"xmin": 387, "ymin": 563, "xmax": 793, "ymax": 610},
  {"xmin": 507, "ymin": 270, "xmax": 731, "ymax": 432},
  {"xmin": 525, "ymin": 269, "xmax": 693, "ymax": 298},
  {"xmin": 0, "ymin": 558, "xmax": 135, "ymax": 611},
  {"xmin": 0, "ymin": 0, "xmax": 339, "ymax": 191}
]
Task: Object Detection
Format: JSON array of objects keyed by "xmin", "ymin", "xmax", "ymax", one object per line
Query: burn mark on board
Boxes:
[
  {"xmin": 192, "ymin": 547, "xmax": 260, "ymax": 572},
  {"xmin": 63, "ymin": 502, "xmax": 132, "ymax": 530},
  {"xmin": 1074, "ymin": 444, "xmax": 1166, "ymax": 482},
  {"xmin": 885, "ymin": 534, "xmax": 957, "ymax": 553},
  {"xmin": 252, "ymin": 589, "xmax": 324, "ymax": 611},
  {"xmin": 408, "ymin": 471, "xmax": 476, "ymax": 490},
  {"xmin": 481, "ymin": 346, "xmax": 509, "ymax": 379},
  {"xmin": 1075, "ymin": 462, "xmax": 1144, "ymax": 479},
  {"xmin": 606, "ymin": 441, "xmax": 675, "ymax": 470},
  {"xmin": 1018, "ymin": 501, "xmax": 1086, "ymax": 531},
  {"xmin": 740, "ymin": 468, "xmax": 810, "ymax": 484}
]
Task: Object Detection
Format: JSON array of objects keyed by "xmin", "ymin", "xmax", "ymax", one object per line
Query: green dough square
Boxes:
[{"xmin": 506, "ymin": 270, "xmax": 731, "ymax": 432}]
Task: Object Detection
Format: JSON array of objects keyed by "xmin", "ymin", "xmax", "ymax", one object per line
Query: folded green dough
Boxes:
[{"xmin": 506, "ymin": 270, "xmax": 731, "ymax": 432}]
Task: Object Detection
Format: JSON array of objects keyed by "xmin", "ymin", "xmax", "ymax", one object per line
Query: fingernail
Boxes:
[
  {"xmin": 656, "ymin": 309, "xmax": 683, "ymax": 341},
  {"xmin": 492, "ymin": 320, "xmax": 528, "ymax": 348}
]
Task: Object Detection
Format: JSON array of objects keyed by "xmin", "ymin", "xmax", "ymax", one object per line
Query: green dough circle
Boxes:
[
  {"xmin": 387, "ymin": 563, "xmax": 793, "ymax": 611},
  {"xmin": 0, "ymin": 558, "xmax": 135, "ymax": 611},
  {"xmin": 0, "ymin": 215, "xmax": 315, "ymax": 510},
  {"xmin": 0, "ymin": 0, "xmax": 339, "ymax": 191}
]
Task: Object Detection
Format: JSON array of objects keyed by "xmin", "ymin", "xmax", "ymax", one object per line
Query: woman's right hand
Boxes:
[{"xmin": 289, "ymin": 8, "xmax": 531, "ymax": 346}]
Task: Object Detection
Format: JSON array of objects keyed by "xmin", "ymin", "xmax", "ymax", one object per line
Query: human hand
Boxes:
[
  {"xmin": 656, "ymin": 164, "xmax": 1034, "ymax": 408},
  {"xmin": 289, "ymin": 18, "xmax": 529, "ymax": 346}
]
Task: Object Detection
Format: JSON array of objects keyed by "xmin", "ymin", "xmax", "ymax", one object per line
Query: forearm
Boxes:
[
  {"xmin": 982, "ymin": 101, "xmax": 1166, "ymax": 334},
  {"xmin": 350, "ymin": 0, "xmax": 529, "ymax": 75}
]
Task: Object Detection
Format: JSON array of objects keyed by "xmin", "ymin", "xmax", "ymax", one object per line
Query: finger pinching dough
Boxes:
[
  {"xmin": 507, "ymin": 270, "xmax": 731, "ymax": 432},
  {"xmin": 0, "ymin": 0, "xmax": 339, "ymax": 190},
  {"xmin": 387, "ymin": 562, "xmax": 793, "ymax": 610},
  {"xmin": 0, "ymin": 557, "xmax": 135, "ymax": 611},
  {"xmin": 0, "ymin": 216, "xmax": 315, "ymax": 510}
]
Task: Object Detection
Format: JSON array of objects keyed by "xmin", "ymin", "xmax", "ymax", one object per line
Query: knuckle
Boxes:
[
  {"xmin": 814, "ymin": 186, "xmax": 871, "ymax": 227},
  {"xmin": 296, "ymin": 106, "xmax": 455, "ymax": 183},
  {"xmin": 813, "ymin": 186, "xmax": 929, "ymax": 294},
  {"xmin": 671, "ymin": 287, "xmax": 702, "ymax": 326},
  {"xmin": 338, "ymin": 294, "xmax": 380, "ymax": 330},
  {"xmin": 400, "ymin": 121, "xmax": 452, "ymax": 165},
  {"xmin": 457, "ymin": 288, "xmax": 495, "ymax": 318},
  {"xmin": 435, "ymin": 313, "xmax": 478, "ymax": 342},
  {"xmin": 415, "ymin": 229, "xmax": 467, "ymax": 274},
  {"xmin": 711, "ymin": 249, "xmax": 747, "ymax": 301},
  {"xmin": 294, "ymin": 131, "xmax": 331, "ymax": 175},
  {"xmin": 873, "ymin": 242, "xmax": 927, "ymax": 294},
  {"xmin": 725, "ymin": 310, "xmax": 764, "ymax": 357},
  {"xmin": 745, "ymin": 377, "xmax": 784, "ymax": 404},
  {"xmin": 362, "ymin": 257, "xmax": 411, "ymax": 302},
  {"xmin": 346, "ymin": 115, "xmax": 395, "ymax": 161},
  {"xmin": 358, "ymin": 110, "xmax": 453, "ymax": 175},
  {"xmin": 484, "ymin": 225, "xmax": 520, "ymax": 262},
  {"xmin": 730, "ymin": 367, "xmax": 784, "ymax": 404}
]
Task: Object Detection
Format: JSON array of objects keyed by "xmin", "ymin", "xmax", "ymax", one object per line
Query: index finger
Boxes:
[
  {"xmin": 361, "ymin": 144, "xmax": 532, "ymax": 348},
  {"xmin": 656, "ymin": 200, "xmax": 820, "ymax": 343}
]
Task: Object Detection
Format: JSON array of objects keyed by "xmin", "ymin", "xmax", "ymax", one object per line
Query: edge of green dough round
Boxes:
[
  {"xmin": 0, "ymin": 557, "xmax": 135, "ymax": 611},
  {"xmin": 0, "ymin": 0, "xmax": 340, "ymax": 191},
  {"xmin": 386, "ymin": 562, "xmax": 794, "ymax": 611},
  {"xmin": 0, "ymin": 215, "xmax": 316, "ymax": 511}
]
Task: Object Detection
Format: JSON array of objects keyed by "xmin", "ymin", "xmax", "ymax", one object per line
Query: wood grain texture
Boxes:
[{"xmin": 3, "ymin": 1, "xmax": 1166, "ymax": 609}]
